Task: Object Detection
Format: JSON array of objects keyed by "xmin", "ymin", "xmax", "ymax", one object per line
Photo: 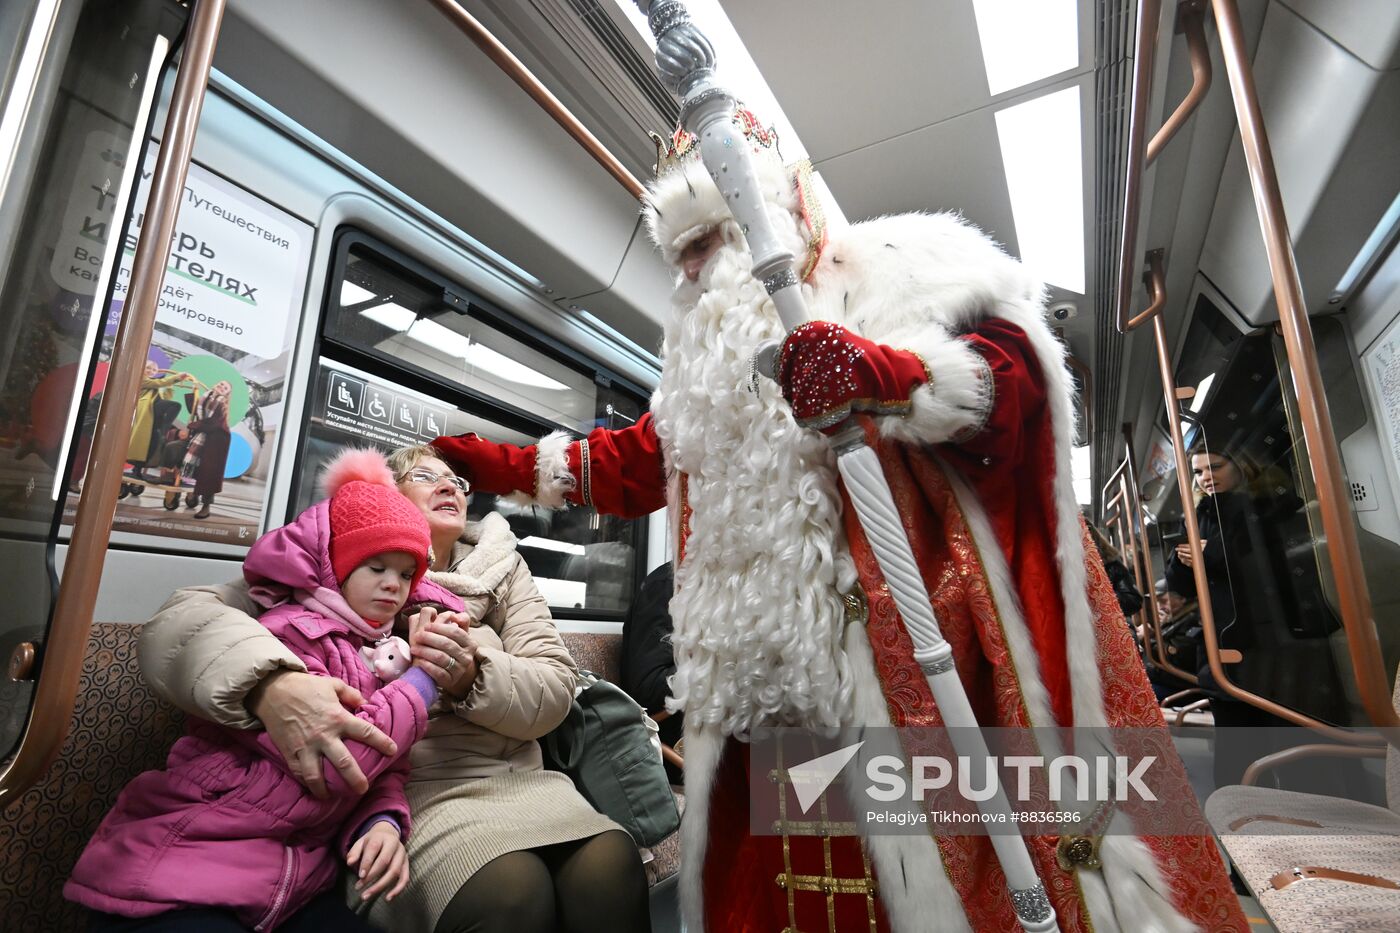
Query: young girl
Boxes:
[{"xmin": 66, "ymin": 450, "xmax": 463, "ymax": 931}]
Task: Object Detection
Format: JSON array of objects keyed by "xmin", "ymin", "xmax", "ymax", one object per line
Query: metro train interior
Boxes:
[{"xmin": 1, "ymin": 0, "xmax": 1398, "ymax": 930}]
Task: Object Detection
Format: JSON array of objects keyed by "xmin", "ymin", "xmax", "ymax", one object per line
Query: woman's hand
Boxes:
[
  {"xmin": 410, "ymin": 614, "xmax": 479, "ymax": 700},
  {"xmin": 247, "ymin": 670, "xmax": 397, "ymax": 799},
  {"xmin": 1174, "ymin": 540, "xmax": 1206, "ymax": 568},
  {"xmin": 347, "ymin": 821, "xmax": 409, "ymax": 902}
]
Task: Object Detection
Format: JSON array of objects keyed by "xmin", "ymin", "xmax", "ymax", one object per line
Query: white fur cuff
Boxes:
[
  {"xmin": 878, "ymin": 331, "xmax": 994, "ymax": 447},
  {"xmin": 503, "ymin": 430, "xmax": 574, "ymax": 510}
]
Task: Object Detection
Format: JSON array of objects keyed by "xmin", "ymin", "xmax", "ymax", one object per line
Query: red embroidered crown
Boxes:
[{"xmin": 650, "ymin": 106, "xmax": 781, "ymax": 177}]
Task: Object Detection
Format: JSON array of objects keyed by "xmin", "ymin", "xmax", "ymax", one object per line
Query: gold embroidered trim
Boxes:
[
  {"xmin": 790, "ymin": 159, "xmax": 828, "ymax": 282},
  {"xmin": 774, "ymin": 872, "xmax": 879, "ymax": 896},
  {"xmin": 777, "ymin": 740, "xmax": 799, "ymax": 932},
  {"xmin": 949, "ymin": 350, "xmax": 995, "ymax": 445},
  {"xmin": 770, "ymin": 818, "xmax": 860, "ymax": 836}
]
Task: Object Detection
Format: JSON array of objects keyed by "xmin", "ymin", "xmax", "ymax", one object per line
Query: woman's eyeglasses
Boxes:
[{"xmin": 400, "ymin": 468, "xmax": 469, "ymax": 493}]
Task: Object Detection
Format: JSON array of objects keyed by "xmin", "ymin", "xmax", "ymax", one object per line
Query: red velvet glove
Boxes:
[
  {"xmin": 775, "ymin": 321, "xmax": 932, "ymax": 433},
  {"xmin": 430, "ymin": 433, "xmax": 537, "ymax": 497}
]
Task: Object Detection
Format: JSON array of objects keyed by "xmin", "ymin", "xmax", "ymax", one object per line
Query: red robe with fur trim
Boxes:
[
  {"xmin": 438, "ymin": 191, "xmax": 1246, "ymax": 931},
  {"xmin": 435, "ymin": 318, "xmax": 1245, "ymax": 933}
]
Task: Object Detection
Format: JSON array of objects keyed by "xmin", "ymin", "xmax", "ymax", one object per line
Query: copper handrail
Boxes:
[
  {"xmin": 1144, "ymin": 2, "xmax": 1211, "ymax": 166},
  {"xmin": 1100, "ymin": 456, "xmax": 1130, "ymax": 509},
  {"xmin": 1122, "ymin": 425, "xmax": 1183, "ymax": 677},
  {"xmin": 1240, "ymin": 743, "xmax": 1386, "ymax": 787},
  {"xmin": 1115, "ymin": 470, "xmax": 1161, "ymax": 668},
  {"xmin": 1113, "ymin": 0, "xmax": 1395, "ymax": 740},
  {"xmin": 1212, "ymin": 0, "xmax": 1397, "ymax": 734},
  {"xmin": 425, "ymin": 0, "xmax": 644, "ymax": 199},
  {"xmin": 1114, "ymin": 0, "xmax": 1163, "ymax": 335},
  {"xmin": 1173, "ymin": 698, "xmax": 1211, "ymax": 727},
  {"xmin": 0, "ymin": 0, "xmax": 228, "ymax": 809},
  {"xmin": 1161, "ymin": 688, "xmax": 1211, "ymax": 707},
  {"xmin": 1126, "ymin": 247, "xmax": 1168, "ymax": 331}
]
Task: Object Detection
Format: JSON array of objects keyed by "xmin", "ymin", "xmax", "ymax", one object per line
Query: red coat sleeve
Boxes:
[
  {"xmin": 434, "ymin": 414, "xmax": 667, "ymax": 520},
  {"xmin": 938, "ymin": 319, "xmax": 1048, "ymax": 470},
  {"xmin": 569, "ymin": 413, "xmax": 668, "ymax": 518}
]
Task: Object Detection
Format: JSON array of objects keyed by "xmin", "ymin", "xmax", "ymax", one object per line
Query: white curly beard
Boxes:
[{"xmin": 653, "ymin": 235, "xmax": 858, "ymax": 738}]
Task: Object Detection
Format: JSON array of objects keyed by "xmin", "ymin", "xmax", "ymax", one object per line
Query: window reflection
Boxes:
[{"xmin": 1159, "ymin": 294, "xmax": 1357, "ymax": 731}]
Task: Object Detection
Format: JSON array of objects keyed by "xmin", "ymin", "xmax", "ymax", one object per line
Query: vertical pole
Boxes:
[
  {"xmin": 1212, "ymin": 0, "xmax": 1395, "ymax": 729},
  {"xmin": 0, "ymin": 0, "xmax": 227, "ymax": 808}
]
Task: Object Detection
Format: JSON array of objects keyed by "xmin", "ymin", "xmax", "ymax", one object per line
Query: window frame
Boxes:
[{"xmin": 291, "ymin": 226, "xmax": 650, "ymax": 621}]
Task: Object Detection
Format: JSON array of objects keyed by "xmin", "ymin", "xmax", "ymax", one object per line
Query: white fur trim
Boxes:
[
  {"xmin": 656, "ymin": 205, "xmax": 1198, "ymax": 929},
  {"xmin": 642, "ymin": 151, "xmax": 795, "ymax": 266},
  {"xmin": 429, "ymin": 512, "xmax": 519, "ymax": 598},
  {"xmin": 843, "ymin": 621, "xmax": 972, "ymax": 932},
  {"xmin": 503, "ymin": 430, "xmax": 573, "ymax": 510},
  {"xmin": 1078, "ymin": 830, "xmax": 1200, "ymax": 933},
  {"xmin": 881, "ymin": 324, "xmax": 995, "ymax": 447},
  {"xmin": 676, "ymin": 722, "xmax": 724, "ymax": 933},
  {"xmin": 938, "ymin": 466, "xmax": 1058, "ymax": 729}
]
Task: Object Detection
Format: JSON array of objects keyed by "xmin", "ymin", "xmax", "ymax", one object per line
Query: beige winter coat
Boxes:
[
  {"xmin": 140, "ymin": 512, "xmax": 623, "ymax": 928},
  {"xmin": 139, "ymin": 512, "xmax": 578, "ymax": 778}
]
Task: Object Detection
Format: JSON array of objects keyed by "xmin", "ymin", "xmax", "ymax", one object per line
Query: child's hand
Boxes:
[
  {"xmin": 406, "ymin": 606, "xmax": 437, "ymax": 642},
  {"xmin": 412, "ymin": 620, "xmax": 479, "ymax": 700},
  {"xmin": 347, "ymin": 821, "xmax": 409, "ymax": 902}
]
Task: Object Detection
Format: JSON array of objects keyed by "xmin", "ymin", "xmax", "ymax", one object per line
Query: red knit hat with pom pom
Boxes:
[{"xmin": 322, "ymin": 448, "xmax": 432, "ymax": 587}]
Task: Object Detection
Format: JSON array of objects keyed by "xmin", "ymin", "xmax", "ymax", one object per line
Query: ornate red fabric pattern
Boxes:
[{"xmin": 841, "ymin": 430, "xmax": 1247, "ymax": 931}]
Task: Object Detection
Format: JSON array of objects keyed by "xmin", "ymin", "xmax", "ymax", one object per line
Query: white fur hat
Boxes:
[{"xmin": 641, "ymin": 107, "xmax": 812, "ymax": 268}]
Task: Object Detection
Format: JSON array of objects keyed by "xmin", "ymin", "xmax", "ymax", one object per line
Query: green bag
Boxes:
[{"xmin": 542, "ymin": 670, "xmax": 681, "ymax": 846}]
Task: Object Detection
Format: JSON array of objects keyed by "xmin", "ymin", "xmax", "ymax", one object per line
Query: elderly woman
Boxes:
[{"xmin": 138, "ymin": 444, "xmax": 649, "ymax": 933}]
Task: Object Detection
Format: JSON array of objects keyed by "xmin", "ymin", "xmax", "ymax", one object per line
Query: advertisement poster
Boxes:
[
  {"xmin": 1364, "ymin": 313, "xmax": 1400, "ymax": 499},
  {"xmin": 63, "ymin": 139, "xmax": 312, "ymax": 547}
]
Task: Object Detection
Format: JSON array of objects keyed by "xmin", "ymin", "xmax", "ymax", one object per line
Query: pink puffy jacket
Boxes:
[{"xmin": 65, "ymin": 498, "xmax": 462, "ymax": 929}]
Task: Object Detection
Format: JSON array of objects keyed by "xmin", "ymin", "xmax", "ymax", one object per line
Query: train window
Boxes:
[
  {"xmin": 1160, "ymin": 295, "xmax": 1400, "ymax": 727},
  {"xmin": 291, "ymin": 232, "xmax": 647, "ymax": 617}
]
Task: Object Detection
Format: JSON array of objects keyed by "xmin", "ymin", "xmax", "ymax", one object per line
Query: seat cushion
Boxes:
[
  {"xmin": 560, "ymin": 630, "xmax": 623, "ymax": 684},
  {"xmin": 1206, "ymin": 785, "xmax": 1400, "ymax": 931},
  {"xmin": 0, "ymin": 622, "xmax": 185, "ymax": 931},
  {"xmin": 643, "ymin": 789, "xmax": 685, "ymax": 886}
]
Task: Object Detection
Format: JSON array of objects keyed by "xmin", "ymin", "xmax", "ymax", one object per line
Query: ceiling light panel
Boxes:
[
  {"xmin": 994, "ymin": 85, "xmax": 1086, "ymax": 294},
  {"xmin": 971, "ymin": 0, "xmax": 1079, "ymax": 97}
]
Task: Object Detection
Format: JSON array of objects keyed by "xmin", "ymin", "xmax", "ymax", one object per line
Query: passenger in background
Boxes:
[
  {"xmin": 620, "ymin": 562, "xmax": 681, "ymax": 783},
  {"xmin": 1085, "ymin": 522, "xmax": 1144, "ymax": 622},
  {"xmin": 139, "ymin": 444, "xmax": 649, "ymax": 933},
  {"xmin": 68, "ymin": 450, "xmax": 450, "ymax": 930},
  {"xmin": 1165, "ymin": 443, "xmax": 1347, "ymax": 786},
  {"xmin": 1145, "ymin": 582, "xmax": 1201, "ymax": 703}
]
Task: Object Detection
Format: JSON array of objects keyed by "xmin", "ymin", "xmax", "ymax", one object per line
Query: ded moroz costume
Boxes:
[{"xmin": 433, "ymin": 110, "xmax": 1246, "ymax": 932}]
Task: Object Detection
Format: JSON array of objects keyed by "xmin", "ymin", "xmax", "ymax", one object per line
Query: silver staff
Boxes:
[{"xmin": 633, "ymin": 3, "xmax": 1059, "ymax": 930}]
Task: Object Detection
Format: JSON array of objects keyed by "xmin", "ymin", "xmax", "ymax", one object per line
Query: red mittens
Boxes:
[
  {"xmin": 775, "ymin": 321, "xmax": 932, "ymax": 433},
  {"xmin": 430, "ymin": 432, "xmax": 537, "ymax": 496}
]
